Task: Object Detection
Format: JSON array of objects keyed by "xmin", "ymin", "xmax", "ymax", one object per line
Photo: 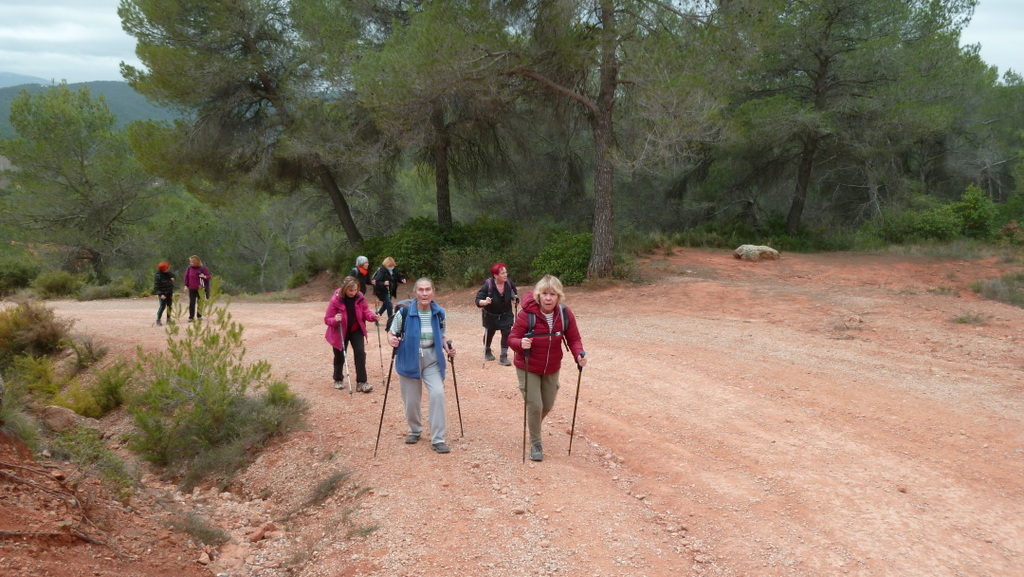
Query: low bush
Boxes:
[
  {"xmin": 0, "ymin": 258, "xmax": 40, "ymax": 296},
  {"xmin": 31, "ymin": 270, "xmax": 84, "ymax": 299},
  {"xmin": 0, "ymin": 377, "xmax": 41, "ymax": 452},
  {"xmin": 77, "ymin": 277, "xmax": 139, "ymax": 301},
  {"xmin": 0, "ymin": 301, "xmax": 73, "ymax": 369},
  {"xmin": 49, "ymin": 426, "xmax": 135, "ymax": 499},
  {"xmin": 972, "ymin": 272, "xmax": 1024, "ymax": 308},
  {"xmin": 127, "ymin": 299, "xmax": 307, "ymax": 490},
  {"xmin": 532, "ymin": 232, "xmax": 593, "ymax": 286}
]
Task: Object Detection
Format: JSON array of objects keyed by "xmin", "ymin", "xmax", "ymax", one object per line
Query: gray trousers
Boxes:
[
  {"xmin": 517, "ymin": 368, "xmax": 560, "ymax": 446},
  {"xmin": 399, "ymin": 346, "xmax": 447, "ymax": 445}
]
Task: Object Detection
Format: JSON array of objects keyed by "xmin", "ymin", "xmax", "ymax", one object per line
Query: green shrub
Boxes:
[
  {"xmin": 11, "ymin": 355, "xmax": 64, "ymax": 399},
  {"xmin": 949, "ymin": 184, "xmax": 997, "ymax": 240},
  {"xmin": 286, "ymin": 271, "xmax": 309, "ymax": 289},
  {"xmin": 92, "ymin": 360, "xmax": 132, "ymax": 413},
  {"xmin": 49, "ymin": 426, "xmax": 135, "ymax": 498},
  {"xmin": 532, "ymin": 232, "xmax": 593, "ymax": 286},
  {"xmin": 0, "ymin": 258, "xmax": 40, "ymax": 296},
  {"xmin": 77, "ymin": 277, "xmax": 139, "ymax": 301},
  {"xmin": 0, "ymin": 301, "xmax": 73, "ymax": 369},
  {"xmin": 67, "ymin": 336, "xmax": 108, "ymax": 373},
  {"xmin": 32, "ymin": 270, "xmax": 84, "ymax": 299},
  {"xmin": 973, "ymin": 272, "xmax": 1024, "ymax": 307},
  {"xmin": 127, "ymin": 299, "xmax": 307, "ymax": 490},
  {"xmin": 0, "ymin": 377, "xmax": 42, "ymax": 451},
  {"xmin": 53, "ymin": 378, "xmax": 103, "ymax": 418}
]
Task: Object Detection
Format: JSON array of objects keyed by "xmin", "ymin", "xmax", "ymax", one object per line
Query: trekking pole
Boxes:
[
  {"xmin": 521, "ymin": 334, "xmax": 532, "ymax": 463},
  {"xmin": 374, "ymin": 318, "xmax": 386, "ymax": 388},
  {"xmin": 568, "ymin": 351, "xmax": 587, "ymax": 456},
  {"xmin": 373, "ymin": 348, "xmax": 397, "ymax": 458},
  {"xmin": 341, "ymin": 326, "xmax": 353, "ymax": 395},
  {"xmin": 446, "ymin": 340, "xmax": 464, "ymax": 437}
]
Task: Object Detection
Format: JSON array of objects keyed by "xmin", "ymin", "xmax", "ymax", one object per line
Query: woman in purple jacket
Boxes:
[
  {"xmin": 183, "ymin": 255, "xmax": 211, "ymax": 322},
  {"xmin": 324, "ymin": 276, "xmax": 379, "ymax": 392}
]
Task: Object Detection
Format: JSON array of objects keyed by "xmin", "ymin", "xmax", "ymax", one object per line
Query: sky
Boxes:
[{"xmin": 0, "ymin": 0, "xmax": 1021, "ymax": 85}]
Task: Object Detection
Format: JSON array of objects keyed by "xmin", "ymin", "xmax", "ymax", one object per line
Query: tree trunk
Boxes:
[
  {"xmin": 311, "ymin": 157, "xmax": 363, "ymax": 245},
  {"xmin": 587, "ymin": 0, "xmax": 618, "ymax": 279},
  {"xmin": 786, "ymin": 134, "xmax": 820, "ymax": 234},
  {"xmin": 431, "ymin": 102, "xmax": 453, "ymax": 230}
]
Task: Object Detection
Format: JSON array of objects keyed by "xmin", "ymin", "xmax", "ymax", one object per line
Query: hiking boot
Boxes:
[
  {"xmin": 356, "ymin": 382, "xmax": 373, "ymax": 393},
  {"xmin": 499, "ymin": 354, "xmax": 511, "ymax": 366},
  {"xmin": 530, "ymin": 442, "xmax": 543, "ymax": 462},
  {"xmin": 484, "ymin": 348, "xmax": 496, "ymax": 361},
  {"xmin": 404, "ymin": 433, "xmax": 420, "ymax": 444},
  {"xmin": 155, "ymin": 319, "xmax": 162, "ymax": 326},
  {"xmin": 333, "ymin": 381, "xmax": 345, "ymax": 390},
  {"xmin": 431, "ymin": 442, "xmax": 451, "ymax": 454}
]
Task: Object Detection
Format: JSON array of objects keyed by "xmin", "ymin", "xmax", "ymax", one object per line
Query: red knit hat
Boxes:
[{"xmin": 158, "ymin": 262, "xmax": 170, "ymax": 272}]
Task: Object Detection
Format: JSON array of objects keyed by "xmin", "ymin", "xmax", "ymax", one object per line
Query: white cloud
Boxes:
[{"xmin": 0, "ymin": 1, "xmax": 140, "ymax": 83}]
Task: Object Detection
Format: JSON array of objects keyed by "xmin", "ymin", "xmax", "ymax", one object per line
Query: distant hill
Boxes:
[
  {"xmin": 0, "ymin": 72, "xmax": 49, "ymax": 89},
  {"xmin": 0, "ymin": 80, "xmax": 181, "ymax": 139}
]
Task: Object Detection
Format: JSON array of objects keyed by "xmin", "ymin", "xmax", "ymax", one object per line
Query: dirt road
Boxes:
[{"xmin": 8, "ymin": 248, "xmax": 1024, "ymax": 577}]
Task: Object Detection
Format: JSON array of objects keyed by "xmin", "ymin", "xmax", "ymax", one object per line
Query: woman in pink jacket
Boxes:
[
  {"xmin": 324, "ymin": 276, "xmax": 379, "ymax": 392},
  {"xmin": 508, "ymin": 274, "xmax": 587, "ymax": 461}
]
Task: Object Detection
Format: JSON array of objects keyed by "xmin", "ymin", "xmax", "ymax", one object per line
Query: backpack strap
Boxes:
[{"xmin": 526, "ymin": 305, "xmax": 570, "ymax": 338}]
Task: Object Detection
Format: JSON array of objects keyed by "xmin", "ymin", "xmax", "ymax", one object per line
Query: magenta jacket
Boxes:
[
  {"xmin": 324, "ymin": 289, "xmax": 378, "ymax": 350},
  {"xmin": 508, "ymin": 290, "xmax": 584, "ymax": 375},
  {"xmin": 183, "ymin": 265, "xmax": 211, "ymax": 290}
]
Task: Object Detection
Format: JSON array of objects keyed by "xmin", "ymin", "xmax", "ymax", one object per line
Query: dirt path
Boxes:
[{"xmin": 16, "ymin": 249, "xmax": 1024, "ymax": 576}]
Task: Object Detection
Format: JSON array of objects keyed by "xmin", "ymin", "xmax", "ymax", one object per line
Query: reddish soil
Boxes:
[{"xmin": 2, "ymin": 248, "xmax": 1023, "ymax": 577}]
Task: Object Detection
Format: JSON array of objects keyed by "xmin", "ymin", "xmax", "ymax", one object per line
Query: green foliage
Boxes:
[
  {"xmin": 532, "ymin": 232, "xmax": 593, "ymax": 286},
  {"xmin": 127, "ymin": 299, "xmax": 307, "ymax": 490},
  {"xmin": 972, "ymin": 272, "xmax": 1024, "ymax": 307},
  {"xmin": 287, "ymin": 272, "xmax": 309, "ymax": 290},
  {"xmin": 49, "ymin": 426, "xmax": 136, "ymax": 498},
  {"xmin": 31, "ymin": 270, "xmax": 84, "ymax": 299},
  {"xmin": 0, "ymin": 257, "xmax": 40, "ymax": 296},
  {"xmin": 364, "ymin": 217, "xmax": 528, "ymax": 284},
  {"xmin": 77, "ymin": 277, "xmax": 139, "ymax": 301},
  {"xmin": 11, "ymin": 354, "xmax": 63, "ymax": 398},
  {"xmin": 0, "ymin": 301, "xmax": 72, "ymax": 370},
  {"xmin": 0, "ymin": 378, "xmax": 41, "ymax": 451},
  {"xmin": 54, "ymin": 360, "xmax": 131, "ymax": 419},
  {"xmin": 948, "ymin": 185, "xmax": 997, "ymax": 239},
  {"xmin": 996, "ymin": 220, "xmax": 1024, "ymax": 246},
  {"xmin": 67, "ymin": 336, "xmax": 108, "ymax": 373}
]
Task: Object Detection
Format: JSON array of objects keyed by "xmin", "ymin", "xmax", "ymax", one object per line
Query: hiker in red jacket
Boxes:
[{"xmin": 508, "ymin": 275, "xmax": 586, "ymax": 461}]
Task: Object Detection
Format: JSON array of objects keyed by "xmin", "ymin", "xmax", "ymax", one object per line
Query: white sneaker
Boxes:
[{"xmin": 333, "ymin": 381, "xmax": 345, "ymax": 390}]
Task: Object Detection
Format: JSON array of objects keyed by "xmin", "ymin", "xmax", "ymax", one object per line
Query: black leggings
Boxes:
[
  {"xmin": 333, "ymin": 330, "xmax": 368, "ymax": 383},
  {"xmin": 484, "ymin": 327, "xmax": 511, "ymax": 350},
  {"xmin": 156, "ymin": 293, "xmax": 173, "ymax": 321}
]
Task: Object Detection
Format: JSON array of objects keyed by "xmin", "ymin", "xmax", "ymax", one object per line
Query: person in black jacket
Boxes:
[
  {"xmin": 349, "ymin": 256, "xmax": 371, "ymax": 295},
  {"xmin": 153, "ymin": 261, "xmax": 176, "ymax": 326},
  {"xmin": 474, "ymin": 262, "xmax": 518, "ymax": 365},
  {"xmin": 371, "ymin": 256, "xmax": 406, "ymax": 326}
]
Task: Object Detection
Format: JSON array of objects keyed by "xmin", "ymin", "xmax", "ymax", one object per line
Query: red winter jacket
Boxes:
[
  {"xmin": 508, "ymin": 290, "xmax": 584, "ymax": 375},
  {"xmin": 324, "ymin": 289, "xmax": 377, "ymax": 350}
]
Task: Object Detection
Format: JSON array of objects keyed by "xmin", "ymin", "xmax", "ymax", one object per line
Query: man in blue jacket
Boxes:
[{"xmin": 387, "ymin": 278, "xmax": 456, "ymax": 454}]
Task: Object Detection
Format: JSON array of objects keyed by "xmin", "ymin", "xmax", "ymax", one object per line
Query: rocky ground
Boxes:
[{"xmin": 2, "ymin": 247, "xmax": 1023, "ymax": 577}]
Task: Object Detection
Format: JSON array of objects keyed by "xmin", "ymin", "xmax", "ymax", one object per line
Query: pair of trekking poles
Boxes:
[
  {"xmin": 372, "ymin": 337, "xmax": 464, "ymax": 458},
  {"xmin": 521, "ymin": 339, "xmax": 586, "ymax": 463}
]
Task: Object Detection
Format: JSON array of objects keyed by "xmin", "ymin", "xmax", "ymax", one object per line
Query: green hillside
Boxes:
[{"xmin": 0, "ymin": 81, "xmax": 180, "ymax": 139}]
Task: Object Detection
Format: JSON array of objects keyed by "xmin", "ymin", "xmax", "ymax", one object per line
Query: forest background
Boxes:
[{"xmin": 1, "ymin": 0, "xmax": 1023, "ymax": 297}]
